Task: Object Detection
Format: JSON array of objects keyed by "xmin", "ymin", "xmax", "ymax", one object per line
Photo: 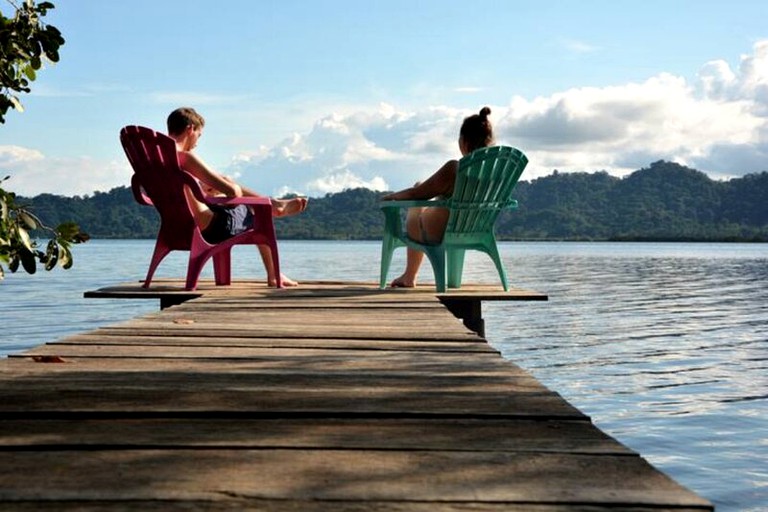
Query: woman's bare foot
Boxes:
[
  {"xmin": 272, "ymin": 197, "xmax": 308, "ymax": 218},
  {"xmin": 269, "ymin": 273, "xmax": 299, "ymax": 287},
  {"xmin": 389, "ymin": 275, "xmax": 416, "ymax": 288}
]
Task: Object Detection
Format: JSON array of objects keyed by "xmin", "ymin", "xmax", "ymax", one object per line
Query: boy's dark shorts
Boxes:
[{"xmin": 201, "ymin": 204, "xmax": 254, "ymax": 244}]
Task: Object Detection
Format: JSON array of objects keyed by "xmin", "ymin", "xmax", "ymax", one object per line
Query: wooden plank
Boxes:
[
  {"xmin": 0, "ymin": 391, "xmax": 582, "ymax": 419},
  {"xmin": 0, "ymin": 357, "xmax": 560, "ymax": 391},
  {"xmin": 0, "ymin": 360, "xmax": 582, "ymax": 418},
  {"xmin": 0, "ymin": 418, "xmax": 631, "ymax": 454},
  {"xmin": 48, "ymin": 333, "xmax": 495, "ymax": 352},
  {"xmin": 141, "ymin": 301, "xmax": 460, "ymax": 319},
  {"xmin": 0, "ymin": 449, "xmax": 711, "ymax": 508},
  {"xmin": 83, "ymin": 280, "xmax": 549, "ymax": 303},
  {"xmin": 14, "ymin": 345, "xmax": 502, "ymax": 360},
  {"xmin": 0, "ymin": 501, "xmax": 713, "ymax": 511},
  {"xmin": 137, "ymin": 310, "xmax": 461, "ymax": 326},
  {"xmin": 0, "ymin": 503, "xmax": 709, "ymax": 512},
  {"xmin": 90, "ymin": 325, "xmax": 478, "ymax": 341}
]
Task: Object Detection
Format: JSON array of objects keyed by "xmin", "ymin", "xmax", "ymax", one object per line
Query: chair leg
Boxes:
[
  {"xmin": 213, "ymin": 250, "xmax": 232, "ymax": 286},
  {"xmin": 185, "ymin": 256, "xmax": 207, "ymax": 291},
  {"xmin": 486, "ymin": 242, "xmax": 509, "ymax": 291},
  {"xmin": 143, "ymin": 243, "xmax": 172, "ymax": 289},
  {"xmin": 423, "ymin": 247, "xmax": 446, "ymax": 293},
  {"xmin": 379, "ymin": 235, "xmax": 397, "ymax": 289},
  {"xmin": 184, "ymin": 232, "xmax": 216, "ymax": 291},
  {"xmin": 447, "ymin": 249, "xmax": 466, "ymax": 289}
]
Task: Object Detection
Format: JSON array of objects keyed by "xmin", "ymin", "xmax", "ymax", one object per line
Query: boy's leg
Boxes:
[{"xmin": 258, "ymin": 245, "xmax": 298, "ymax": 287}]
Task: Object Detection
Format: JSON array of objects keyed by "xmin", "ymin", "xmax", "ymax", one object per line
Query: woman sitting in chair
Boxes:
[{"xmin": 381, "ymin": 106, "xmax": 494, "ymax": 288}]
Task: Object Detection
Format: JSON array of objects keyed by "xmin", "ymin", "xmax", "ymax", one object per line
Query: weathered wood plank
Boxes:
[
  {"xmin": 15, "ymin": 345, "xmax": 502, "ymax": 361},
  {"xmin": 0, "ymin": 502, "xmax": 712, "ymax": 512},
  {"xmin": 90, "ymin": 325, "xmax": 479, "ymax": 341},
  {"xmin": 137, "ymin": 304, "xmax": 461, "ymax": 326},
  {"xmin": 0, "ymin": 365, "xmax": 582, "ymax": 418},
  {"xmin": 0, "ymin": 501, "xmax": 712, "ymax": 512},
  {"xmin": 0, "ymin": 449, "xmax": 711, "ymax": 508},
  {"xmin": 0, "ymin": 418, "xmax": 630, "ymax": 454},
  {"xmin": 48, "ymin": 333, "xmax": 494, "ymax": 352}
]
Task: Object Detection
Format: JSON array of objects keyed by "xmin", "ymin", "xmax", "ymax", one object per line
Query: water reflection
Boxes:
[{"xmin": 481, "ymin": 243, "xmax": 767, "ymax": 512}]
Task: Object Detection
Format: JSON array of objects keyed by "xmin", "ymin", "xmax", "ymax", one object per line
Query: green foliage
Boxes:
[
  {"xmin": 504, "ymin": 161, "xmax": 768, "ymax": 241},
  {"xmin": 16, "ymin": 162, "xmax": 768, "ymax": 242},
  {"xmin": 0, "ymin": 177, "xmax": 88, "ymax": 280},
  {"xmin": 0, "ymin": 0, "xmax": 65, "ymax": 123}
]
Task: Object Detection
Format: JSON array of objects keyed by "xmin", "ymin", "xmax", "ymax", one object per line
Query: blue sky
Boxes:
[{"xmin": 2, "ymin": 0, "xmax": 768, "ymax": 197}]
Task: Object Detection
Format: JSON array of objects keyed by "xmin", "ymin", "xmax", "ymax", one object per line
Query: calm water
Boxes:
[{"xmin": 1, "ymin": 240, "xmax": 766, "ymax": 511}]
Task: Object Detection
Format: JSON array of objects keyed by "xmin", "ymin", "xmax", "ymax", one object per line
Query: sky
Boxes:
[{"xmin": 2, "ymin": 0, "xmax": 768, "ymax": 198}]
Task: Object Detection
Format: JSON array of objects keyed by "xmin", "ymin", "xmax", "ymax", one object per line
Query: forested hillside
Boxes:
[{"xmin": 19, "ymin": 161, "xmax": 768, "ymax": 241}]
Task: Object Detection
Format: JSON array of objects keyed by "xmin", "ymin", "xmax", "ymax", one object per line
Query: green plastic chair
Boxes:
[{"xmin": 379, "ymin": 145, "xmax": 528, "ymax": 292}]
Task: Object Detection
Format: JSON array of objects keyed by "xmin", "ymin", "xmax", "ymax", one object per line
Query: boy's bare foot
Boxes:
[
  {"xmin": 272, "ymin": 197, "xmax": 308, "ymax": 218},
  {"xmin": 269, "ymin": 273, "xmax": 299, "ymax": 287},
  {"xmin": 389, "ymin": 275, "xmax": 416, "ymax": 288}
]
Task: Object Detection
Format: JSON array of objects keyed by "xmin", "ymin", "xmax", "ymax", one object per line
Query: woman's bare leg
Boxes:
[
  {"xmin": 390, "ymin": 207, "xmax": 425, "ymax": 287},
  {"xmin": 389, "ymin": 206, "xmax": 449, "ymax": 288}
]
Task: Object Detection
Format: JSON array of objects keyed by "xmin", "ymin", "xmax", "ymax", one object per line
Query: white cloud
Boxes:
[
  {"xmin": 229, "ymin": 41, "xmax": 768, "ymax": 194},
  {"xmin": 0, "ymin": 145, "xmax": 131, "ymax": 197},
  {"xmin": 9, "ymin": 41, "xmax": 768, "ymax": 198},
  {"xmin": 306, "ymin": 170, "xmax": 388, "ymax": 195},
  {"xmin": 560, "ymin": 38, "xmax": 600, "ymax": 54}
]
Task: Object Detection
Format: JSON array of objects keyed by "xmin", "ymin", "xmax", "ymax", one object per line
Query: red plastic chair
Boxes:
[{"xmin": 120, "ymin": 125, "xmax": 282, "ymax": 290}]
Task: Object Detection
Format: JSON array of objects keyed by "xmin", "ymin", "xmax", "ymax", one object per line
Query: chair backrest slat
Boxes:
[
  {"xmin": 446, "ymin": 146, "xmax": 528, "ymax": 237},
  {"xmin": 120, "ymin": 125, "xmax": 196, "ymax": 249}
]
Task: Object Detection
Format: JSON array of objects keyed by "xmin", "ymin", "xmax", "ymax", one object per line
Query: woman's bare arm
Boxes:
[{"xmin": 382, "ymin": 159, "xmax": 458, "ymax": 200}]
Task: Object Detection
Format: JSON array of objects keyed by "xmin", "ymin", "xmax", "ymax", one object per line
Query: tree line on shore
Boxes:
[{"xmin": 19, "ymin": 160, "xmax": 768, "ymax": 242}]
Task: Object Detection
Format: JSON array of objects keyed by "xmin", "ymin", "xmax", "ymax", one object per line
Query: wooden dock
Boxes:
[{"xmin": 0, "ymin": 280, "xmax": 712, "ymax": 510}]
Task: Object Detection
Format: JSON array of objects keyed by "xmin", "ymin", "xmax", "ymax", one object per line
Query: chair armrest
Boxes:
[
  {"xmin": 130, "ymin": 175, "xmax": 154, "ymax": 206},
  {"xmin": 179, "ymin": 171, "xmax": 272, "ymax": 210},
  {"xmin": 205, "ymin": 196, "xmax": 272, "ymax": 207},
  {"xmin": 379, "ymin": 199, "xmax": 449, "ymax": 210}
]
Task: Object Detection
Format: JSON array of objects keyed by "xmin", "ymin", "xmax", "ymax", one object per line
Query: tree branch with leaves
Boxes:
[
  {"xmin": 0, "ymin": 176, "xmax": 89, "ymax": 280},
  {"xmin": 1, "ymin": 1, "xmax": 87, "ymax": 280},
  {"xmin": 0, "ymin": 0, "xmax": 64, "ymax": 123}
]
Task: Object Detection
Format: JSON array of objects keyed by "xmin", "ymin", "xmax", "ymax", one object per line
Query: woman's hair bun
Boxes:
[{"xmin": 479, "ymin": 106, "xmax": 491, "ymax": 118}]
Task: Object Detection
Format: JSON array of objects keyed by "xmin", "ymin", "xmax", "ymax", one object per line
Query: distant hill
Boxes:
[{"xmin": 18, "ymin": 161, "xmax": 768, "ymax": 242}]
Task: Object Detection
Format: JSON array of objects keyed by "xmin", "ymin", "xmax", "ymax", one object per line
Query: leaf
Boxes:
[
  {"xmin": 9, "ymin": 96, "xmax": 24, "ymax": 112},
  {"xmin": 17, "ymin": 227, "xmax": 33, "ymax": 251},
  {"xmin": 18, "ymin": 210, "xmax": 38, "ymax": 229},
  {"xmin": 19, "ymin": 247, "xmax": 36, "ymax": 274},
  {"xmin": 0, "ymin": 197, "xmax": 7, "ymax": 221},
  {"xmin": 44, "ymin": 239, "xmax": 58, "ymax": 270},
  {"xmin": 60, "ymin": 245, "xmax": 72, "ymax": 269},
  {"xmin": 9, "ymin": 255, "xmax": 19, "ymax": 273},
  {"xmin": 23, "ymin": 64, "xmax": 36, "ymax": 80}
]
